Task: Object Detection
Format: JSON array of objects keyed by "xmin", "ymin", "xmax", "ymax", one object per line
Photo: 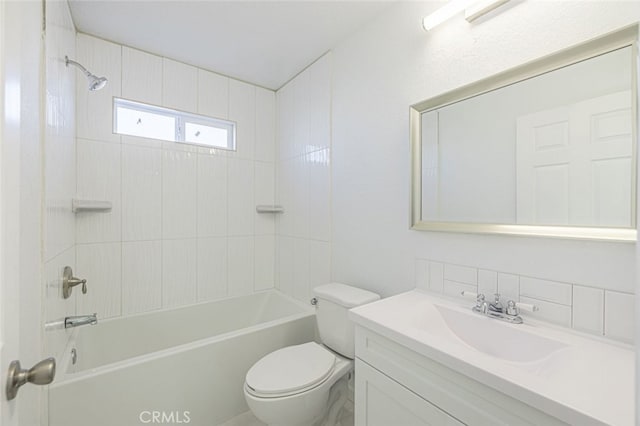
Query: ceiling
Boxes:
[{"xmin": 68, "ymin": 0, "xmax": 396, "ymax": 90}]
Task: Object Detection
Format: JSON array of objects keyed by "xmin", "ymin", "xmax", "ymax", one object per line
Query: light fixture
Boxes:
[
  {"xmin": 422, "ymin": 0, "xmax": 510, "ymax": 31},
  {"xmin": 423, "ymin": 0, "xmax": 475, "ymax": 31},
  {"xmin": 465, "ymin": 0, "xmax": 510, "ymax": 22},
  {"xmin": 65, "ymin": 56, "xmax": 108, "ymax": 91}
]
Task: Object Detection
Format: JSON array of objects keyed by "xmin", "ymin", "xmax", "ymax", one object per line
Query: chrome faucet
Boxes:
[
  {"xmin": 64, "ymin": 313, "xmax": 98, "ymax": 329},
  {"xmin": 461, "ymin": 291, "xmax": 538, "ymax": 325}
]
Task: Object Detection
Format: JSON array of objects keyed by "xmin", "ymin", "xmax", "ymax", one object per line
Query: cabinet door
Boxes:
[{"xmin": 355, "ymin": 359, "xmax": 464, "ymax": 426}]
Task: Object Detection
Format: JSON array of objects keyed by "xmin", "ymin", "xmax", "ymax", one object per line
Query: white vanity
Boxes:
[{"xmin": 349, "ymin": 290, "xmax": 634, "ymax": 426}]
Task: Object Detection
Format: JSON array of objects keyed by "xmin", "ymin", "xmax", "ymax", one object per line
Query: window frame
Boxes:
[{"xmin": 113, "ymin": 97, "xmax": 236, "ymax": 151}]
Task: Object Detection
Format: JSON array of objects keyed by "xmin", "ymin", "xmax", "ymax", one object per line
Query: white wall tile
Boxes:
[
  {"xmin": 415, "ymin": 259, "xmax": 429, "ymax": 291},
  {"xmin": 198, "ymin": 69, "xmax": 229, "ymax": 119},
  {"xmin": 76, "ymin": 242, "xmax": 122, "ymax": 319},
  {"xmin": 228, "ymin": 80, "xmax": 256, "ymax": 160},
  {"xmin": 309, "ymin": 240, "xmax": 331, "ymax": 290},
  {"xmin": 76, "ymin": 139, "xmax": 121, "ymax": 243},
  {"xmin": 292, "ymin": 155, "xmax": 310, "ymax": 238},
  {"xmin": 122, "ymin": 240, "xmax": 161, "ymax": 315},
  {"xmin": 292, "ymin": 238, "xmax": 310, "ymax": 302},
  {"xmin": 255, "ymin": 88, "xmax": 276, "ymax": 162},
  {"xmin": 444, "ymin": 264, "xmax": 477, "ymax": 285},
  {"xmin": 520, "ymin": 276, "xmax": 572, "ymax": 305},
  {"xmin": 497, "ymin": 273, "xmax": 519, "ymax": 303},
  {"xmin": 122, "ymin": 134, "xmax": 163, "ymax": 150},
  {"xmin": 307, "ymin": 149, "xmax": 331, "ymax": 242},
  {"xmin": 162, "ymin": 239, "xmax": 197, "ymax": 308},
  {"xmin": 308, "ymin": 53, "xmax": 331, "ymax": 152},
  {"xmin": 162, "ymin": 150, "xmax": 197, "ymax": 239},
  {"xmin": 572, "ymin": 286, "xmax": 604, "ymax": 335},
  {"xmin": 293, "ymin": 70, "xmax": 310, "ymax": 157},
  {"xmin": 76, "ymin": 34, "xmax": 121, "ymax": 143},
  {"xmin": 276, "ymin": 83, "xmax": 294, "ymax": 160},
  {"xmin": 604, "ymin": 291, "xmax": 634, "ymax": 342},
  {"xmin": 228, "ymin": 158, "xmax": 254, "ymax": 236},
  {"xmin": 122, "ymin": 145, "xmax": 162, "ymax": 241},
  {"xmin": 443, "ymin": 280, "xmax": 476, "ymax": 300},
  {"xmin": 44, "ymin": 248, "xmax": 76, "ymax": 361},
  {"xmin": 197, "ymin": 237, "xmax": 228, "ymax": 301},
  {"xmin": 275, "ymin": 158, "xmax": 295, "ymax": 236},
  {"xmin": 197, "ymin": 154, "xmax": 228, "ymax": 237},
  {"xmin": 162, "ymin": 58, "xmax": 198, "ymax": 112},
  {"xmin": 255, "ymin": 235, "xmax": 275, "ymax": 291},
  {"xmin": 428, "ymin": 261, "xmax": 444, "ymax": 293},
  {"xmin": 520, "ymin": 296, "xmax": 571, "ymax": 327},
  {"xmin": 228, "ymin": 236, "xmax": 254, "ymax": 297},
  {"xmin": 254, "ymin": 161, "xmax": 275, "ymax": 235},
  {"xmin": 478, "ymin": 269, "xmax": 497, "ymax": 297},
  {"xmin": 277, "ymin": 236, "xmax": 295, "ymax": 297},
  {"xmin": 122, "ymin": 47, "xmax": 162, "ymax": 105}
]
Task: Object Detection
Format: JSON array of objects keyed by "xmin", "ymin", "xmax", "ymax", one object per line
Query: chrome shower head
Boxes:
[{"xmin": 65, "ymin": 56, "xmax": 108, "ymax": 91}]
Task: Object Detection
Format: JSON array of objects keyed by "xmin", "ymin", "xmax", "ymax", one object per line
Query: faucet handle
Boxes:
[{"xmin": 505, "ymin": 300, "xmax": 519, "ymax": 316}]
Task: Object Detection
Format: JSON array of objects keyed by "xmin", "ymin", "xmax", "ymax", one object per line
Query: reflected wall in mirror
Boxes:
[{"xmin": 411, "ymin": 26, "xmax": 638, "ymax": 241}]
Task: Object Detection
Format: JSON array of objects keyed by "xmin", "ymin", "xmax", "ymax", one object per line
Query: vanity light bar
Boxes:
[
  {"xmin": 423, "ymin": 0, "xmax": 474, "ymax": 31},
  {"xmin": 422, "ymin": 0, "xmax": 510, "ymax": 31},
  {"xmin": 464, "ymin": 0, "xmax": 510, "ymax": 22}
]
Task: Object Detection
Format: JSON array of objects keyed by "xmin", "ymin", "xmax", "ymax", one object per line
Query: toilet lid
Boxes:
[{"xmin": 246, "ymin": 342, "xmax": 336, "ymax": 397}]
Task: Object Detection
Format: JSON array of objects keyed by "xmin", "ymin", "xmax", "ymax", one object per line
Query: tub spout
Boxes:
[{"xmin": 64, "ymin": 313, "xmax": 98, "ymax": 329}]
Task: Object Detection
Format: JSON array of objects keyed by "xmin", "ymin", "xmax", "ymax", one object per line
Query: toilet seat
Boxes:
[{"xmin": 245, "ymin": 342, "xmax": 336, "ymax": 398}]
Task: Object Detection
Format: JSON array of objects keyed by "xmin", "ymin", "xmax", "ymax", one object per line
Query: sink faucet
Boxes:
[
  {"xmin": 64, "ymin": 313, "xmax": 98, "ymax": 329},
  {"xmin": 461, "ymin": 292, "xmax": 538, "ymax": 325}
]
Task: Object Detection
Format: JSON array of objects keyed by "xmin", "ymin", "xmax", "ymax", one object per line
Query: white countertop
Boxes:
[{"xmin": 349, "ymin": 290, "xmax": 635, "ymax": 426}]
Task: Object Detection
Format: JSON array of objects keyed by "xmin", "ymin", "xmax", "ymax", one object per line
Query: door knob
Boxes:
[{"xmin": 6, "ymin": 357, "xmax": 56, "ymax": 400}]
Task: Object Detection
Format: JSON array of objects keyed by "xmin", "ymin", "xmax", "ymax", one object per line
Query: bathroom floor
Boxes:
[{"xmin": 220, "ymin": 402, "xmax": 355, "ymax": 426}]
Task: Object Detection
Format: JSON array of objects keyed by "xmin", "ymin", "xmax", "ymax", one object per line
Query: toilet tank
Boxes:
[{"xmin": 313, "ymin": 283, "xmax": 380, "ymax": 359}]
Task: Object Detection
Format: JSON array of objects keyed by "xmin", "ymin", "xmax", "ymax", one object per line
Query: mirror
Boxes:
[{"xmin": 410, "ymin": 26, "xmax": 638, "ymax": 241}]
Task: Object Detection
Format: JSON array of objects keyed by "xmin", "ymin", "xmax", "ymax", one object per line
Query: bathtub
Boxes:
[{"xmin": 48, "ymin": 290, "xmax": 316, "ymax": 426}]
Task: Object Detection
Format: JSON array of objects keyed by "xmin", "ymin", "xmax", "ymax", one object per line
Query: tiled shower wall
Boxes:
[
  {"xmin": 415, "ymin": 258, "xmax": 634, "ymax": 343},
  {"xmin": 276, "ymin": 54, "xmax": 332, "ymax": 303},
  {"xmin": 72, "ymin": 33, "xmax": 277, "ymax": 320},
  {"xmin": 43, "ymin": 0, "xmax": 78, "ymax": 363}
]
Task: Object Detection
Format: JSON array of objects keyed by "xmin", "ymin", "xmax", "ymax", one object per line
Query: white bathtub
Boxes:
[{"xmin": 48, "ymin": 290, "xmax": 315, "ymax": 426}]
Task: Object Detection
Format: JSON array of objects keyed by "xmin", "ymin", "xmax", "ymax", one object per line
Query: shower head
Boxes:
[{"xmin": 65, "ymin": 56, "xmax": 108, "ymax": 91}]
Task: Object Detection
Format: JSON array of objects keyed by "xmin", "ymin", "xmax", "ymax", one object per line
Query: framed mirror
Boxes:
[{"xmin": 410, "ymin": 25, "xmax": 638, "ymax": 241}]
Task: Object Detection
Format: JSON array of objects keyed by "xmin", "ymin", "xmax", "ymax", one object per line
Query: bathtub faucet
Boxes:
[{"xmin": 64, "ymin": 313, "xmax": 98, "ymax": 329}]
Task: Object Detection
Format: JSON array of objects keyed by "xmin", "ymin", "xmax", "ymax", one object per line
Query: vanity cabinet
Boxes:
[
  {"xmin": 355, "ymin": 359, "xmax": 463, "ymax": 426},
  {"xmin": 354, "ymin": 326, "xmax": 568, "ymax": 426}
]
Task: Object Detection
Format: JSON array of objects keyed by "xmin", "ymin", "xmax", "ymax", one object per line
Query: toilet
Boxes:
[{"xmin": 244, "ymin": 283, "xmax": 380, "ymax": 426}]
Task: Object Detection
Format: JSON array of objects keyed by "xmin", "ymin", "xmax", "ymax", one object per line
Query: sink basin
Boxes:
[{"xmin": 432, "ymin": 305, "xmax": 567, "ymax": 363}]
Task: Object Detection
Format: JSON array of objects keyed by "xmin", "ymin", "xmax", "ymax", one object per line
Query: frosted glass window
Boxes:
[
  {"xmin": 115, "ymin": 105, "xmax": 176, "ymax": 140},
  {"xmin": 185, "ymin": 122, "xmax": 231, "ymax": 148},
  {"xmin": 113, "ymin": 98, "xmax": 236, "ymax": 150}
]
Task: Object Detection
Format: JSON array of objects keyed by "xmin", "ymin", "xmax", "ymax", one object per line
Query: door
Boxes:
[
  {"xmin": 1, "ymin": 1, "xmax": 46, "ymax": 425},
  {"xmin": 516, "ymin": 91, "xmax": 633, "ymax": 227},
  {"xmin": 355, "ymin": 360, "xmax": 464, "ymax": 426}
]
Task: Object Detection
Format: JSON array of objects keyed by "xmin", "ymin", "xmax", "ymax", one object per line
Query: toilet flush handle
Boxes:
[{"xmin": 310, "ymin": 297, "xmax": 318, "ymax": 306}]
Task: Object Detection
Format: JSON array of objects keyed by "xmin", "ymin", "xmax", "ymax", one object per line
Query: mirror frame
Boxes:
[{"xmin": 410, "ymin": 25, "xmax": 639, "ymax": 241}]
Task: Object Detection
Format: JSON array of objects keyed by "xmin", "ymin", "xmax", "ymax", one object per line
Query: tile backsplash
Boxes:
[{"xmin": 415, "ymin": 258, "xmax": 634, "ymax": 343}]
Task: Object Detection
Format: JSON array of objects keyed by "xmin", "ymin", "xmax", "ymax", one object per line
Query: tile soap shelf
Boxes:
[
  {"xmin": 256, "ymin": 205, "xmax": 284, "ymax": 214},
  {"xmin": 72, "ymin": 199, "xmax": 112, "ymax": 213}
]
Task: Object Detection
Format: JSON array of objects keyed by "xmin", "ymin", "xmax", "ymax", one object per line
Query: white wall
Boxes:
[
  {"xmin": 276, "ymin": 53, "xmax": 332, "ymax": 303},
  {"xmin": 330, "ymin": 2, "xmax": 639, "ymax": 335},
  {"xmin": 62, "ymin": 33, "xmax": 277, "ymax": 323}
]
